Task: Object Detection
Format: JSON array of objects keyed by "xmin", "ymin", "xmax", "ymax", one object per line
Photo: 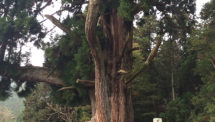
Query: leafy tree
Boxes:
[
  {"xmin": 131, "ymin": 1, "xmax": 198, "ymax": 121},
  {"xmin": 0, "ymin": 0, "xmax": 50, "ymax": 100},
  {"xmin": 0, "ymin": 0, "xmax": 207, "ymax": 122},
  {"xmin": 188, "ymin": 0, "xmax": 215, "ymax": 121},
  {"xmin": 44, "ymin": 14, "xmax": 93, "ymax": 106}
]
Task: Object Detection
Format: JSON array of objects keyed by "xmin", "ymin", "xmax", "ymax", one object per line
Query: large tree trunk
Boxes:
[
  {"xmin": 85, "ymin": 0, "xmax": 134, "ymax": 121},
  {"xmin": 45, "ymin": 0, "xmax": 161, "ymax": 121}
]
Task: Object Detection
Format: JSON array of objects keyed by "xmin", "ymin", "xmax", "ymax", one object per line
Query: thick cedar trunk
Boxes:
[
  {"xmin": 85, "ymin": 0, "xmax": 134, "ymax": 121},
  {"xmin": 45, "ymin": 0, "xmax": 161, "ymax": 121},
  {"xmin": 106, "ymin": 10, "xmax": 134, "ymax": 122}
]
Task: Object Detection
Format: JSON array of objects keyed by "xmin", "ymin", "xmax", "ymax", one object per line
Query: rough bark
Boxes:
[
  {"xmin": 44, "ymin": 0, "xmax": 162, "ymax": 121},
  {"xmin": 88, "ymin": 88, "xmax": 96, "ymax": 120},
  {"xmin": 85, "ymin": 0, "xmax": 134, "ymax": 121},
  {"xmin": 85, "ymin": 0, "xmax": 112, "ymax": 122}
]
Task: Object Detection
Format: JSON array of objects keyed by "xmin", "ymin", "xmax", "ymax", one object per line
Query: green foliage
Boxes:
[
  {"xmin": 201, "ymin": 0, "xmax": 215, "ymax": 21},
  {"xmin": 132, "ymin": 1, "xmax": 199, "ymax": 120},
  {"xmin": 73, "ymin": 105, "xmax": 91, "ymax": 122},
  {"xmin": 23, "ymin": 83, "xmax": 60, "ymax": 122},
  {"xmin": 0, "ymin": 0, "xmax": 46, "ymax": 100},
  {"xmin": 44, "ymin": 15, "xmax": 93, "ymax": 106},
  {"xmin": 159, "ymin": 94, "xmax": 193, "ymax": 122},
  {"xmin": 132, "ymin": 70, "xmax": 162, "ymax": 122},
  {"xmin": 23, "ymin": 83, "xmax": 91, "ymax": 122},
  {"xmin": 187, "ymin": 1, "xmax": 215, "ymax": 121},
  {"xmin": 0, "ymin": 77, "xmax": 12, "ymax": 101},
  {"xmin": 132, "ymin": 17, "xmax": 163, "ymax": 121},
  {"xmin": 0, "ymin": 0, "xmax": 214, "ymax": 121},
  {"xmin": 118, "ymin": 0, "xmax": 134, "ymax": 20},
  {"xmin": 189, "ymin": 78, "xmax": 215, "ymax": 122}
]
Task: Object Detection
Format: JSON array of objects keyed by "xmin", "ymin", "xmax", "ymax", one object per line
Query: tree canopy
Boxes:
[{"xmin": 1, "ymin": 0, "xmax": 215, "ymax": 122}]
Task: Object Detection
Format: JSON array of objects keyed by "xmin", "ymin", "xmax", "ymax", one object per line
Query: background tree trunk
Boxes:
[{"xmin": 0, "ymin": 41, "xmax": 7, "ymax": 62}]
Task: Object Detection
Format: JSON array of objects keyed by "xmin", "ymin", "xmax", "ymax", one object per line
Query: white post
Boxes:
[{"xmin": 153, "ymin": 118, "xmax": 162, "ymax": 122}]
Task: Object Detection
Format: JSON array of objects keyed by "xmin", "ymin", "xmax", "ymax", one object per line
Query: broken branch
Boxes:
[
  {"xmin": 125, "ymin": 36, "xmax": 162, "ymax": 84},
  {"xmin": 45, "ymin": 15, "xmax": 72, "ymax": 34},
  {"xmin": 76, "ymin": 79, "xmax": 95, "ymax": 87}
]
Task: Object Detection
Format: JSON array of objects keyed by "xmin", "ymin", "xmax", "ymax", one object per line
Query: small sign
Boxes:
[{"xmin": 153, "ymin": 118, "xmax": 162, "ymax": 122}]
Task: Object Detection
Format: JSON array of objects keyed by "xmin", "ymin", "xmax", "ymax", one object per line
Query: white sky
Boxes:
[
  {"xmin": 24, "ymin": 0, "xmax": 63, "ymax": 66},
  {"xmin": 29, "ymin": 0, "xmax": 211, "ymax": 67}
]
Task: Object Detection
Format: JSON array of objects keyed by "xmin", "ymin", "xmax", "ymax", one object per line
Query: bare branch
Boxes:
[
  {"xmin": 46, "ymin": 102, "xmax": 76, "ymax": 122},
  {"xmin": 145, "ymin": 37, "xmax": 162, "ymax": 64},
  {"xmin": 37, "ymin": 0, "xmax": 52, "ymax": 13},
  {"xmin": 57, "ymin": 86, "xmax": 76, "ymax": 92},
  {"xmin": 76, "ymin": 79, "xmax": 95, "ymax": 87},
  {"xmin": 45, "ymin": 15, "xmax": 72, "ymax": 34},
  {"xmin": 125, "ymin": 37, "xmax": 162, "ymax": 84},
  {"xmin": 19, "ymin": 66, "xmax": 64, "ymax": 86},
  {"xmin": 33, "ymin": 0, "xmax": 53, "ymax": 16},
  {"xmin": 0, "ymin": 62, "xmax": 64, "ymax": 86},
  {"xmin": 211, "ymin": 59, "xmax": 215, "ymax": 69}
]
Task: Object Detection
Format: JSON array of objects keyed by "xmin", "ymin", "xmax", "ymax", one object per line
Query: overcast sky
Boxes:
[{"xmin": 29, "ymin": 0, "xmax": 211, "ymax": 67}]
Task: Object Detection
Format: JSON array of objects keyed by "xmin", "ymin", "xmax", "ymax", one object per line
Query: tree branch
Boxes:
[
  {"xmin": 36, "ymin": 0, "xmax": 52, "ymax": 13},
  {"xmin": 211, "ymin": 59, "xmax": 215, "ymax": 69},
  {"xmin": 0, "ymin": 62, "xmax": 64, "ymax": 86},
  {"xmin": 45, "ymin": 15, "xmax": 72, "ymax": 34},
  {"xmin": 76, "ymin": 79, "xmax": 95, "ymax": 87},
  {"xmin": 125, "ymin": 37, "xmax": 162, "ymax": 84},
  {"xmin": 145, "ymin": 37, "xmax": 162, "ymax": 64},
  {"xmin": 19, "ymin": 66, "xmax": 64, "ymax": 86},
  {"xmin": 57, "ymin": 86, "xmax": 76, "ymax": 92}
]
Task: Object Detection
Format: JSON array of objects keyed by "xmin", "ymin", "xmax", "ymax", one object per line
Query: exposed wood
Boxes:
[
  {"xmin": 126, "ymin": 37, "xmax": 162, "ymax": 84},
  {"xmin": 45, "ymin": 15, "xmax": 72, "ymax": 34},
  {"xmin": 211, "ymin": 59, "xmax": 215, "ymax": 69},
  {"xmin": 57, "ymin": 86, "xmax": 76, "ymax": 92},
  {"xmin": 145, "ymin": 37, "xmax": 162, "ymax": 64},
  {"xmin": 171, "ymin": 71, "xmax": 176, "ymax": 101},
  {"xmin": 46, "ymin": 102, "xmax": 75, "ymax": 122},
  {"xmin": 76, "ymin": 79, "xmax": 95, "ymax": 87}
]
